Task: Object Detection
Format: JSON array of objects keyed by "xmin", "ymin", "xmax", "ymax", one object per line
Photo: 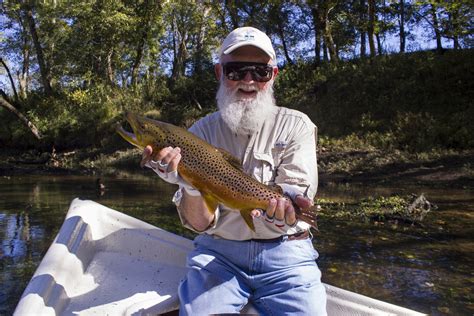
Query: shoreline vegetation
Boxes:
[
  {"xmin": 2, "ymin": 145, "xmax": 472, "ymax": 225},
  {"xmin": 5, "ymin": 143, "xmax": 471, "ymax": 185},
  {"xmin": 2, "ymin": 143, "xmax": 472, "ymax": 188}
]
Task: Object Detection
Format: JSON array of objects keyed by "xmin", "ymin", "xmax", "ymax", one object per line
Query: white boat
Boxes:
[{"xmin": 15, "ymin": 198, "xmax": 426, "ymax": 316}]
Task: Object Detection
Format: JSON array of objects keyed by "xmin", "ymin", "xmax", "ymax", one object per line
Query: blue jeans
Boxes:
[{"xmin": 178, "ymin": 234, "xmax": 327, "ymax": 315}]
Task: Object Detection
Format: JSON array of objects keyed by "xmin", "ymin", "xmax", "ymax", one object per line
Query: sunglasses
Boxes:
[{"xmin": 222, "ymin": 62, "xmax": 274, "ymax": 82}]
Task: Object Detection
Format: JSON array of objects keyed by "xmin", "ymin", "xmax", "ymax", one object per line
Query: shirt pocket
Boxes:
[{"xmin": 252, "ymin": 152, "xmax": 276, "ymax": 185}]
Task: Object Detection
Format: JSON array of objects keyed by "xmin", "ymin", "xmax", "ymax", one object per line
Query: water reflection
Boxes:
[
  {"xmin": 0, "ymin": 175, "xmax": 472, "ymax": 315},
  {"xmin": 317, "ymin": 183, "xmax": 473, "ymax": 315}
]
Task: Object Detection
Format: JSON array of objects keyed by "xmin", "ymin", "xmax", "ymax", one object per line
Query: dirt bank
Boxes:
[{"xmin": 318, "ymin": 149, "xmax": 474, "ymax": 188}]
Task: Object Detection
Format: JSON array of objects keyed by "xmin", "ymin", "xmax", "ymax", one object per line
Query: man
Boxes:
[{"xmin": 142, "ymin": 27, "xmax": 327, "ymax": 315}]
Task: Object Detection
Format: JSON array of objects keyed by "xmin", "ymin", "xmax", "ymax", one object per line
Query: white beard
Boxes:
[{"xmin": 216, "ymin": 81, "xmax": 276, "ymax": 135}]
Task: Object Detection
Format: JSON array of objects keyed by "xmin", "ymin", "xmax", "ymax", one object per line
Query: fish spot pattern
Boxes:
[{"xmin": 160, "ymin": 120, "xmax": 283, "ymax": 206}]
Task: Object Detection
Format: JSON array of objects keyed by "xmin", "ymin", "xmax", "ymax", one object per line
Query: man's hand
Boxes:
[
  {"xmin": 260, "ymin": 195, "xmax": 313, "ymax": 228},
  {"xmin": 141, "ymin": 145, "xmax": 200, "ymax": 196},
  {"xmin": 140, "ymin": 145, "xmax": 181, "ymax": 170}
]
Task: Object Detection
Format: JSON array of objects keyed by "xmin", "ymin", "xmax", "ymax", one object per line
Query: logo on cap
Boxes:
[{"xmin": 244, "ymin": 32, "xmax": 255, "ymax": 41}]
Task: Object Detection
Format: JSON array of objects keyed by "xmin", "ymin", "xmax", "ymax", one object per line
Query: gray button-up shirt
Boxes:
[{"xmin": 174, "ymin": 106, "xmax": 318, "ymax": 240}]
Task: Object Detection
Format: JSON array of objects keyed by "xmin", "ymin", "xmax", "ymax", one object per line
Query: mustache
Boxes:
[
  {"xmin": 218, "ymin": 74, "xmax": 260, "ymax": 94},
  {"xmin": 226, "ymin": 83, "xmax": 259, "ymax": 95},
  {"xmin": 236, "ymin": 83, "xmax": 258, "ymax": 91}
]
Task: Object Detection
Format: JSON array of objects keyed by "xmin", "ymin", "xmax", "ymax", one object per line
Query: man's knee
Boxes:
[{"xmin": 178, "ymin": 268, "xmax": 250, "ymax": 315}]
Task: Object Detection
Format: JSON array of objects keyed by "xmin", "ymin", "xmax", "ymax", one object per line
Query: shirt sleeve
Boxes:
[
  {"xmin": 172, "ymin": 187, "xmax": 220, "ymax": 233},
  {"xmin": 275, "ymin": 117, "xmax": 318, "ymax": 200}
]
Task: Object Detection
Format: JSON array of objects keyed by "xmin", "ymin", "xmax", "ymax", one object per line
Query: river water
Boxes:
[{"xmin": 0, "ymin": 173, "xmax": 472, "ymax": 315}]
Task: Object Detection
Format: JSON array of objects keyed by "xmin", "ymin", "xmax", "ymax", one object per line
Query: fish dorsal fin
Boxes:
[{"xmin": 217, "ymin": 148, "xmax": 243, "ymax": 170}]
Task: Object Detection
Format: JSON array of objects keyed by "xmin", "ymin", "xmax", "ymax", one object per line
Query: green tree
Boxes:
[
  {"xmin": 412, "ymin": 0, "xmax": 473, "ymax": 51},
  {"xmin": 441, "ymin": 0, "xmax": 473, "ymax": 49},
  {"xmin": 307, "ymin": 0, "xmax": 340, "ymax": 63},
  {"xmin": 163, "ymin": 1, "xmax": 218, "ymax": 86},
  {"xmin": 22, "ymin": 3, "xmax": 53, "ymax": 95},
  {"xmin": 129, "ymin": 0, "xmax": 164, "ymax": 86}
]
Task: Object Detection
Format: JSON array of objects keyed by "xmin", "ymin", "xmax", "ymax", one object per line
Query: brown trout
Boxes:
[{"xmin": 116, "ymin": 112, "xmax": 317, "ymax": 231}]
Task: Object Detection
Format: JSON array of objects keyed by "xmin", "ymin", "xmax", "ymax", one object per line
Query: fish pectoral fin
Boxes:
[
  {"xmin": 202, "ymin": 192, "xmax": 219, "ymax": 215},
  {"xmin": 240, "ymin": 209, "xmax": 256, "ymax": 232},
  {"xmin": 217, "ymin": 148, "xmax": 243, "ymax": 171}
]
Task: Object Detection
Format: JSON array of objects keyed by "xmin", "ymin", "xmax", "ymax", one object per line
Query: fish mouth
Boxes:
[{"xmin": 116, "ymin": 112, "xmax": 143, "ymax": 149}]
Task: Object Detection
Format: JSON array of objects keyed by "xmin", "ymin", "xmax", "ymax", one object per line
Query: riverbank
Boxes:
[
  {"xmin": 1, "ymin": 147, "xmax": 473, "ymax": 189},
  {"xmin": 318, "ymin": 148, "xmax": 474, "ymax": 188}
]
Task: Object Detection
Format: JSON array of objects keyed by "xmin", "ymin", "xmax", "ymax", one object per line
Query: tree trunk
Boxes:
[
  {"xmin": 449, "ymin": 9, "xmax": 460, "ymax": 49},
  {"xmin": 430, "ymin": 3, "xmax": 443, "ymax": 52},
  {"xmin": 361, "ymin": 32, "xmax": 366, "ymax": 57},
  {"xmin": 18, "ymin": 43, "xmax": 30, "ymax": 100},
  {"xmin": 323, "ymin": 42, "xmax": 328, "ymax": 61},
  {"xmin": 214, "ymin": 2, "xmax": 228, "ymax": 32},
  {"xmin": 277, "ymin": 20, "xmax": 293, "ymax": 65},
  {"xmin": 0, "ymin": 95, "xmax": 42, "ymax": 140},
  {"xmin": 376, "ymin": 33, "xmax": 383, "ymax": 55},
  {"xmin": 170, "ymin": 7, "xmax": 188, "ymax": 86},
  {"xmin": 131, "ymin": 0, "xmax": 153, "ymax": 86},
  {"xmin": 360, "ymin": 0, "xmax": 366, "ymax": 57},
  {"xmin": 15, "ymin": 10, "xmax": 30, "ymax": 99},
  {"xmin": 399, "ymin": 0, "xmax": 405, "ymax": 53},
  {"xmin": 367, "ymin": 0, "xmax": 376, "ymax": 57},
  {"xmin": 23, "ymin": 4, "xmax": 52, "ymax": 95},
  {"xmin": 131, "ymin": 35, "xmax": 146, "ymax": 86},
  {"xmin": 147, "ymin": 49, "xmax": 158, "ymax": 81},
  {"xmin": 315, "ymin": 32, "xmax": 322, "ymax": 65},
  {"xmin": 193, "ymin": 6, "xmax": 211, "ymax": 74},
  {"xmin": 170, "ymin": 15, "xmax": 187, "ymax": 85},
  {"xmin": 311, "ymin": 7, "xmax": 321, "ymax": 65},
  {"xmin": 106, "ymin": 49, "xmax": 115, "ymax": 85},
  {"xmin": 322, "ymin": 5, "xmax": 338, "ymax": 63},
  {"xmin": 0, "ymin": 58, "xmax": 20, "ymax": 102}
]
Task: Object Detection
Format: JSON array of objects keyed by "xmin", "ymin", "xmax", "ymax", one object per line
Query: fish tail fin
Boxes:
[
  {"xmin": 296, "ymin": 207, "xmax": 319, "ymax": 232},
  {"xmin": 240, "ymin": 210, "xmax": 256, "ymax": 232}
]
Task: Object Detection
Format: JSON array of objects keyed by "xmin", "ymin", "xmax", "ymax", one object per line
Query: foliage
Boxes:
[
  {"xmin": 276, "ymin": 49, "xmax": 474, "ymax": 150},
  {"xmin": 158, "ymin": 68, "xmax": 217, "ymax": 127},
  {"xmin": 0, "ymin": 1, "xmax": 472, "ymax": 152}
]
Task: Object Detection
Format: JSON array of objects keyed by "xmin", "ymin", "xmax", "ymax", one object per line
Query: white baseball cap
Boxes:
[{"xmin": 219, "ymin": 27, "xmax": 276, "ymax": 61}]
